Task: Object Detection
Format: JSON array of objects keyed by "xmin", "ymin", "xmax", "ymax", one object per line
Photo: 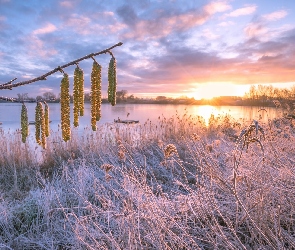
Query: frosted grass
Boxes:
[{"xmin": 0, "ymin": 113, "xmax": 294, "ymax": 249}]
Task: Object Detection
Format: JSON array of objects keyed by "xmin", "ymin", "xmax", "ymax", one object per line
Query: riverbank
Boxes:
[{"xmin": 0, "ymin": 113, "xmax": 294, "ymax": 249}]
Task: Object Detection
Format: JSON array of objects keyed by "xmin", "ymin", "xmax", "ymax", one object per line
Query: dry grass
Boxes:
[{"xmin": 0, "ymin": 112, "xmax": 295, "ymax": 249}]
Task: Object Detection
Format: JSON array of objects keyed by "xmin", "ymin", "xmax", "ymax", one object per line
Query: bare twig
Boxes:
[{"xmin": 0, "ymin": 77, "xmax": 17, "ymax": 89}]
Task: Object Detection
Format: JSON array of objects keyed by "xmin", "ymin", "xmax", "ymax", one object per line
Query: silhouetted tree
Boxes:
[
  {"xmin": 116, "ymin": 90, "xmax": 128, "ymax": 101},
  {"xmin": 43, "ymin": 92, "xmax": 56, "ymax": 101}
]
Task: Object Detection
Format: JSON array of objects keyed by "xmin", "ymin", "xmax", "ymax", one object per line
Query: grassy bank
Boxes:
[{"xmin": 0, "ymin": 113, "xmax": 295, "ymax": 249}]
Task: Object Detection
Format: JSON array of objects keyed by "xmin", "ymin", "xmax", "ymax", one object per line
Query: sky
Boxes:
[{"xmin": 0, "ymin": 0, "xmax": 295, "ymax": 99}]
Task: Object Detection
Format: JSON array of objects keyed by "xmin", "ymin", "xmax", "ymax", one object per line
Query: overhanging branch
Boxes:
[{"xmin": 0, "ymin": 42, "xmax": 123, "ymax": 91}]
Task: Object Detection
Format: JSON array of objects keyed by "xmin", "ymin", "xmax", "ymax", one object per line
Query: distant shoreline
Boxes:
[{"xmin": 0, "ymin": 97, "xmax": 290, "ymax": 109}]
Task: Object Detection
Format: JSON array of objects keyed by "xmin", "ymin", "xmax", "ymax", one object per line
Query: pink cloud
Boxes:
[
  {"xmin": 244, "ymin": 21, "xmax": 293, "ymax": 41},
  {"xmin": 27, "ymin": 35, "xmax": 57, "ymax": 58},
  {"xmin": 244, "ymin": 22, "xmax": 267, "ymax": 38},
  {"xmin": 32, "ymin": 23, "xmax": 57, "ymax": 35},
  {"xmin": 263, "ymin": 10, "xmax": 288, "ymax": 21},
  {"xmin": 65, "ymin": 15, "xmax": 91, "ymax": 34},
  {"xmin": 202, "ymin": 29, "xmax": 219, "ymax": 40},
  {"xmin": 218, "ymin": 21, "xmax": 234, "ymax": 26},
  {"xmin": 204, "ymin": 1, "xmax": 231, "ymax": 15},
  {"xmin": 63, "ymin": 13, "xmax": 124, "ymax": 35},
  {"xmin": 122, "ymin": 1, "xmax": 231, "ymax": 40},
  {"xmin": 59, "ymin": 1, "xmax": 74, "ymax": 8},
  {"xmin": 25, "ymin": 26, "xmax": 58, "ymax": 58},
  {"xmin": 226, "ymin": 5, "xmax": 257, "ymax": 17}
]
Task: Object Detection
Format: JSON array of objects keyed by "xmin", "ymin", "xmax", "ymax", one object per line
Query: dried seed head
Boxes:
[
  {"xmin": 101, "ymin": 163, "xmax": 114, "ymax": 173},
  {"xmin": 206, "ymin": 144, "xmax": 213, "ymax": 152},
  {"xmin": 164, "ymin": 144, "xmax": 178, "ymax": 158},
  {"xmin": 192, "ymin": 133, "xmax": 200, "ymax": 141},
  {"xmin": 118, "ymin": 150, "xmax": 126, "ymax": 161}
]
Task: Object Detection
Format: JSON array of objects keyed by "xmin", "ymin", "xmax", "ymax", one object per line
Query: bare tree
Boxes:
[{"xmin": 43, "ymin": 92, "xmax": 56, "ymax": 101}]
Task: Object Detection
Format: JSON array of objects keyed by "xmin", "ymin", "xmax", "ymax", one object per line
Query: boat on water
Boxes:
[{"xmin": 114, "ymin": 119, "xmax": 139, "ymax": 124}]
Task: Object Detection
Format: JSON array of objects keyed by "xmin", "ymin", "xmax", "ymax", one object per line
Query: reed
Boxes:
[{"xmin": 0, "ymin": 113, "xmax": 294, "ymax": 249}]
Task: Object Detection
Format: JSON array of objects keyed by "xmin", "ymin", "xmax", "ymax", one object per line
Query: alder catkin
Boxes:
[
  {"xmin": 60, "ymin": 73, "xmax": 71, "ymax": 142},
  {"xmin": 44, "ymin": 101, "xmax": 50, "ymax": 137},
  {"xmin": 35, "ymin": 102, "xmax": 42, "ymax": 145},
  {"xmin": 21, "ymin": 103, "xmax": 29, "ymax": 143},
  {"xmin": 73, "ymin": 67, "xmax": 80, "ymax": 127},
  {"xmin": 40, "ymin": 102, "xmax": 46, "ymax": 149},
  {"xmin": 78, "ymin": 68, "xmax": 84, "ymax": 116},
  {"xmin": 90, "ymin": 61, "xmax": 102, "ymax": 130},
  {"xmin": 108, "ymin": 57, "xmax": 117, "ymax": 106},
  {"xmin": 35, "ymin": 102, "xmax": 46, "ymax": 148},
  {"xmin": 95, "ymin": 63, "xmax": 102, "ymax": 121}
]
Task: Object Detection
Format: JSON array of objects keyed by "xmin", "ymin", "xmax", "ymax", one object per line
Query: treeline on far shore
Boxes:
[{"xmin": 2, "ymin": 85, "xmax": 295, "ymax": 107}]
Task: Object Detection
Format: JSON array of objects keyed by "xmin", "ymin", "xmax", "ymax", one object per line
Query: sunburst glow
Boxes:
[{"xmin": 193, "ymin": 83, "xmax": 249, "ymax": 100}]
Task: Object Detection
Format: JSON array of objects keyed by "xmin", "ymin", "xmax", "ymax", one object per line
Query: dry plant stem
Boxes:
[
  {"xmin": 1, "ymin": 113, "xmax": 295, "ymax": 248},
  {"xmin": 233, "ymin": 191, "xmax": 276, "ymax": 248},
  {"xmin": 0, "ymin": 42, "xmax": 123, "ymax": 90}
]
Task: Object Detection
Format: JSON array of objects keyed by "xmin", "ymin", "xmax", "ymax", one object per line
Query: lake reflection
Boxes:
[{"xmin": 0, "ymin": 103, "xmax": 282, "ymax": 131}]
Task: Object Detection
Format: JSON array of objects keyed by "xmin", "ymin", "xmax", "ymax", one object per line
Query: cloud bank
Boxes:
[{"xmin": 0, "ymin": 0, "xmax": 294, "ymax": 98}]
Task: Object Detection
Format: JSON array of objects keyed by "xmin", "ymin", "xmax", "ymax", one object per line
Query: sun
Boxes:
[{"xmin": 193, "ymin": 82, "xmax": 248, "ymax": 100}]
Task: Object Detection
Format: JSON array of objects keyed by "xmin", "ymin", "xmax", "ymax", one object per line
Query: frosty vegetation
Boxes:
[{"xmin": 0, "ymin": 110, "xmax": 295, "ymax": 249}]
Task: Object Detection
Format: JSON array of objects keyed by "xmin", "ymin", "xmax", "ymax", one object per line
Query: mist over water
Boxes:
[{"xmin": 0, "ymin": 103, "xmax": 282, "ymax": 132}]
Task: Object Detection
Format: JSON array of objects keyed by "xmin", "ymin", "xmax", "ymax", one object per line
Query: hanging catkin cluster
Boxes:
[
  {"xmin": 21, "ymin": 103, "xmax": 29, "ymax": 143},
  {"xmin": 108, "ymin": 57, "xmax": 117, "ymax": 106},
  {"xmin": 91, "ymin": 61, "xmax": 102, "ymax": 131},
  {"xmin": 73, "ymin": 67, "xmax": 80, "ymax": 127},
  {"xmin": 35, "ymin": 102, "xmax": 41, "ymax": 145},
  {"xmin": 73, "ymin": 66, "xmax": 84, "ymax": 127},
  {"xmin": 79, "ymin": 68, "xmax": 84, "ymax": 116},
  {"xmin": 35, "ymin": 102, "xmax": 46, "ymax": 149},
  {"xmin": 44, "ymin": 101, "xmax": 50, "ymax": 137},
  {"xmin": 60, "ymin": 73, "xmax": 71, "ymax": 141}
]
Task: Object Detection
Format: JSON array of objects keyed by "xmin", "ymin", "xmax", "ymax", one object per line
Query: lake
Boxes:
[{"xmin": 0, "ymin": 103, "xmax": 283, "ymax": 132}]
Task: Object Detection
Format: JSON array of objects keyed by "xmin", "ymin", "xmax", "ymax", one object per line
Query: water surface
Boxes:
[{"xmin": 0, "ymin": 103, "xmax": 282, "ymax": 132}]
